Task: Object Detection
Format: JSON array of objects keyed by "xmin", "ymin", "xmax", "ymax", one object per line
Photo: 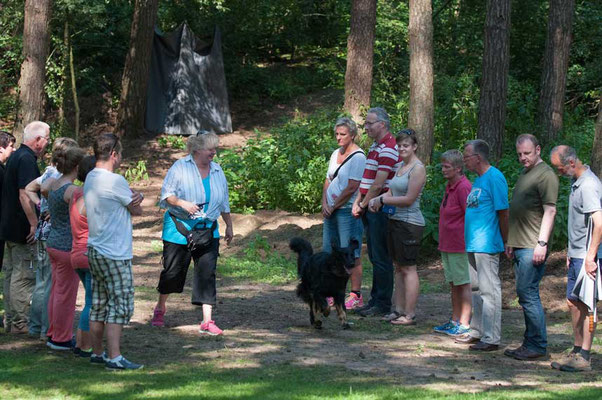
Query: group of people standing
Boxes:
[{"xmin": 322, "ymin": 107, "xmax": 601, "ymax": 372}]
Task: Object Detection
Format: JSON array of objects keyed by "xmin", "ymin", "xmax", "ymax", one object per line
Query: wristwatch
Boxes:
[{"xmin": 537, "ymin": 240, "xmax": 547, "ymax": 247}]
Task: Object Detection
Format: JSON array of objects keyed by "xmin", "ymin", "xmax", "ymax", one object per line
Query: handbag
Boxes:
[{"xmin": 169, "ymin": 212, "xmax": 216, "ymax": 255}]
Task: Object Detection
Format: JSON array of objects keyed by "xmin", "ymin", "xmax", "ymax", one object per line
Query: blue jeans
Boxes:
[
  {"xmin": 75, "ymin": 268, "xmax": 92, "ymax": 331},
  {"xmin": 362, "ymin": 211, "xmax": 393, "ymax": 311},
  {"xmin": 323, "ymin": 208, "xmax": 363, "ymax": 259},
  {"xmin": 29, "ymin": 241, "xmax": 52, "ymax": 336},
  {"xmin": 514, "ymin": 248, "xmax": 547, "ymax": 354}
]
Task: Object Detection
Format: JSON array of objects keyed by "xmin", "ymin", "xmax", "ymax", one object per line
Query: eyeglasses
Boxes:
[
  {"xmin": 109, "ymin": 139, "xmax": 119, "ymax": 156},
  {"xmin": 363, "ymin": 120, "xmax": 380, "ymax": 128},
  {"xmin": 196, "ymin": 130, "xmax": 210, "ymax": 136},
  {"xmin": 397, "ymin": 129, "xmax": 414, "ymax": 136}
]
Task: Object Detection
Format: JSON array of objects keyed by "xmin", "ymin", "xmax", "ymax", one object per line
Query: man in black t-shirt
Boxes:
[
  {"xmin": 0, "ymin": 131, "xmax": 16, "ymax": 273},
  {"xmin": 1, "ymin": 122, "xmax": 49, "ymax": 334}
]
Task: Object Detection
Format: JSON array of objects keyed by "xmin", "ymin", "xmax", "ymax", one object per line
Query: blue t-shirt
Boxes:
[
  {"xmin": 464, "ymin": 166, "xmax": 509, "ymax": 253},
  {"xmin": 162, "ymin": 175, "xmax": 219, "ymax": 245}
]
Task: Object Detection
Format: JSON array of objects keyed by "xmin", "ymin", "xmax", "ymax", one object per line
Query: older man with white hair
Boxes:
[{"xmin": 1, "ymin": 121, "xmax": 50, "ymax": 333}]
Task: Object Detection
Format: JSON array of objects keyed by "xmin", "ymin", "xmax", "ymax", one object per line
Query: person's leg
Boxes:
[
  {"xmin": 9, "ymin": 243, "xmax": 36, "ymax": 332},
  {"xmin": 450, "ymin": 284, "xmax": 461, "ymax": 322},
  {"xmin": 2, "ymin": 242, "xmax": 14, "ymax": 331},
  {"xmin": 393, "ymin": 266, "xmax": 404, "ymax": 314},
  {"xmin": 104, "ymin": 258, "xmax": 135, "ymax": 358},
  {"xmin": 456, "ymin": 283, "xmax": 472, "ymax": 327},
  {"xmin": 514, "ymin": 248, "xmax": 547, "ymax": 354},
  {"xmin": 87, "ymin": 247, "xmax": 109, "ymax": 356},
  {"xmin": 364, "ymin": 211, "xmax": 393, "ymax": 312},
  {"xmin": 154, "ymin": 242, "xmax": 191, "ymax": 314},
  {"xmin": 76, "ymin": 269, "xmax": 93, "ymax": 350},
  {"xmin": 335, "ymin": 208, "xmax": 363, "ymax": 293},
  {"xmin": 28, "ymin": 242, "xmax": 45, "ymax": 335},
  {"xmin": 47, "ymin": 248, "xmax": 79, "ymax": 342},
  {"xmin": 202, "ymin": 304, "xmax": 213, "ymax": 324},
  {"xmin": 568, "ymin": 299, "xmax": 586, "ymax": 348},
  {"xmin": 192, "ymin": 240, "xmax": 219, "ymax": 315},
  {"xmin": 467, "ymin": 252, "xmax": 483, "ymax": 338},
  {"xmin": 474, "ymin": 252, "xmax": 502, "ymax": 345},
  {"xmin": 400, "ymin": 265, "xmax": 419, "ymax": 318},
  {"xmin": 90, "ymin": 321, "xmax": 105, "ymax": 356},
  {"xmin": 105, "ymin": 323, "xmax": 123, "ymax": 359}
]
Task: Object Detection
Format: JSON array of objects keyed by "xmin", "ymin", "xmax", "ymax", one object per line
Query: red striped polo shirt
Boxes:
[{"xmin": 359, "ymin": 133, "xmax": 399, "ymax": 195}]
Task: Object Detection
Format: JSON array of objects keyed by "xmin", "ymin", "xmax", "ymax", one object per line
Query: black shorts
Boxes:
[{"xmin": 386, "ymin": 219, "xmax": 424, "ymax": 266}]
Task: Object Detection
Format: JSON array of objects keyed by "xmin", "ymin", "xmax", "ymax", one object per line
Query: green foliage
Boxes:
[
  {"xmin": 218, "ymin": 235, "xmax": 296, "ymax": 284},
  {"xmin": 123, "ymin": 160, "xmax": 149, "ymax": 183},
  {"xmin": 157, "ymin": 135, "xmax": 186, "ymax": 150},
  {"xmin": 218, "ymin": 110, "xmax": 338, "ymax": 213}
]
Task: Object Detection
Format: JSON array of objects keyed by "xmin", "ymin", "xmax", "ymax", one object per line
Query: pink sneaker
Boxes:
[
  {"xmin": 199, "ymin": 320, "xmax": 223, "ymax": 336},
  {"xmin": 326, "ymin": 297, "xmax": 334, "ymax": 307},
  {"xmin": 151, "ymin": 307, "xmax": 165, "ymax": 327},
  {"xmin": 344, "ymin": 293, "xmax": 363, "ymax": 310}
]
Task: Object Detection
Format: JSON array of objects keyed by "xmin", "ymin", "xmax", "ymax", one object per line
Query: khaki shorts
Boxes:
[{"xmin": 441, "ymin": 251, "xmax": 470, "ymax": 286}]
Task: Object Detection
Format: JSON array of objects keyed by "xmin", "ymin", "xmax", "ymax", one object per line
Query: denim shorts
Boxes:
[
  {"xmin": 322, "ymin": 207, "xmax": 363, "ymax": 259},
  {"xmin": 566, "ymin": 257, "xmax": 584, "ymax": 301}
]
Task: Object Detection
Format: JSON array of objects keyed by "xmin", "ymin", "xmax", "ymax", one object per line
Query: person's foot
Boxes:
[
  {"xmin": 105, "ymin": 355, "xmax": 144, "ymax": 371},
  {"xmin": 46, "ymin": 338, "xmax": 75, "ymax": 351},
  {"xmin": 508, "ymin": 346, "xmax": 547, "ymax": 361},
  {"xmin": 433, "ymin": 319, "xmax": 456, "ymax": 334},
  {"xmin": 151, "ymin": 307, "xmax": 165, "ymax": 327},
  {"xmin": 504, "ymin": 345, "xmax": 525, "ymax": 358},
  {"xmin": 199, "ymin": 320, "xmax": 223, "ymax": 336},
  {"xmin": 74, "ymin": 347, "xmax": 93, "ymax": 357},
  {"xmin": 90, "ymin": 352, "xmax": 109, "ymax": 366},
  {"xmin": 344, "ymin": 293, "xmax": 364, "ymax": 310},
  {"xmin": 381, "ymin": 311, "xmax": 404, "ymax": 322},
  {"xmin": 558, "ymin": 354, "xmax": 591, "ymax": 372},
  {"xmin": 469, "ymin": 341, "xmax": 499, "ymax": 352},
  {"xmin": 353, "ymin": 303, "xmax": 373, "ymax": 314},
  {"xmin": 455, "ymin": 333, "xmax": 481, "ymax": 344},
  {"xmin": 445, "ymin": 323, "xmax": 470, "ymax": 337},
  {"xmin": 10, "ymin": 325, "xmax": 28, "ymax": 334},
  {"xmin": 390, "ymin": 314, "xmax": 416, "ymax": 326},
  {"xmin": 357, "ymin": 306, "xmax": 387, "ymax": 317}
]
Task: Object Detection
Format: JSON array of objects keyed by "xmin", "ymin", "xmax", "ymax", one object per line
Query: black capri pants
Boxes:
[{"xmin": 157, "ymin": 239, "xmax": 220, "ymax": 306}]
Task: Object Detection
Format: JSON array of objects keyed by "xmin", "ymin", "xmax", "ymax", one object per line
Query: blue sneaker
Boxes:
[
  {"xmin": 446, "ymin": 324, "xmax": 470, "ymax": 337},
  {"xmin": 105, "ymin": 355, "xmax": 144, "ymax": 371},
  {"xmin": 433, "ymin": 319, "xmax": 457, "ymax": 334},
  {"xmin": 90, "ymin": 352, "xmax": 109, "ymax": 366}
]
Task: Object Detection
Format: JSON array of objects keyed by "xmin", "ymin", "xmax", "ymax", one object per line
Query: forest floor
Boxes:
[{"xmin": 1, "ymin": 90, "xmax": 601, "ymax": 398}]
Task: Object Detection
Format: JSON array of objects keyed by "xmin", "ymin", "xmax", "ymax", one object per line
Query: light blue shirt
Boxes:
[
  {"xmin": 160, "ymin": 156, "xmax": 230, "ymax": 244},
  {"xmin": 465, "ymin": 166, "xmax": 509, "ymax": 253},
  {"xmin": 162, "ymin": 175, "xmax": 219, "ymax": 244}
]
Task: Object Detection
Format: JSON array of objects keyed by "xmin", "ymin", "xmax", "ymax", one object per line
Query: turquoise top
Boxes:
[{"xmin": 162, "ymin": 175, "xmax": 219, "ymax": 245}]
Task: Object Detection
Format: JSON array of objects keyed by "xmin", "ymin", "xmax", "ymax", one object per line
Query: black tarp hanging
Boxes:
[{"xmin": 145, "ymin": 23, "xmax": 232, "ymax": 135}]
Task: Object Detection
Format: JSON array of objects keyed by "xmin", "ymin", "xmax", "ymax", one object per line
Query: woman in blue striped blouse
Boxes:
[{"xmin": 151, "ymin": 132, "xmax": 233, "ymax": 336}]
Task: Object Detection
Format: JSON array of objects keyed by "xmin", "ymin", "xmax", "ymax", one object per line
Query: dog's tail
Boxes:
[{"xmin": 289, "ymin": 237, "xmax": 313, "ymax": 276}]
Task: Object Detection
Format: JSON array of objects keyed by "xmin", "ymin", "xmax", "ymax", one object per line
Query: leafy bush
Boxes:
[
  {"xmin": 218, "ymin": 110, "xmax": 338, "ymax": 213},
  {"xmin": 123, "ymin": 160, "xmax": 149, "ymax": 183}
]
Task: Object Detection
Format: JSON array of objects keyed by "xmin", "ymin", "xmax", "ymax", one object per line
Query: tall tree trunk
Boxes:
[
  {"xmin": 476, "ymin": 0, "xmax": 511, "ymax": 161},
  {"xmin": 344, "ymin": 0, "xmax": 377, "ymax": 124},
  {"xmin": 66, "ymin": 21, "xmax": 80, "ymax": 141},
  {"xmin": 538, "ymin": 0, "xmax": 575, "ymax": 144},
  {"xmin": 115, "ymin": 0, "xmax": 159, "ymax": 137},
  {"xmin": 408, "ymin": 0, "xmax": 435, "ymax": 164},
  {"xmin": 592, "ymin": 95, "xmax": 602, "ymax": 178},
  {"xmin": 13, "ymin": 0, "xmax": 52, "ymax": 144}
]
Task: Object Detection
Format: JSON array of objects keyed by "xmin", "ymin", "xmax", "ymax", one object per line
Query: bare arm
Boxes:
[
  {"xmin": 332, "ymin": 180, "xmax": 360, "ymax": 210},
  {"xmin": 19, "ymin": 189, "xmax": 38, "ymax": 244},
  {"xmin": 221, "ymin": 212, "xmax": 234, "ymax": 245},
  {"xmin": 40, "ymin": 177, "xmax": 57, "ymax": 199},
  {"xmin": 127, "ymin": 191, "xmax": 143, "ymax": 216},
  {"xmin": 585, "ymin": 210, "xmax": 602, "ymax": 279},
  {"xmin": 532, "ymin": 204, "xmax": 557, "ymax": 264},
  {"xmin": 321, "ymin": 178, "xmax": 331, "ymax": 218},
  {"xmin": 497, "ymin": 209, "xmax": 509, "ymax": 245},
  {"xmin": 24, "ymin": 178, "xmax": 42, "ymax": 207},
  {"xmin": 380, "ymin": 165, "xmax": 426, "ymax": 208}
]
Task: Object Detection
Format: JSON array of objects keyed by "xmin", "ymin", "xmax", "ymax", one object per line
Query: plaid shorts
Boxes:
[{"xmin": 87, "ymin": 247, "xmax": 134, "ymax": 325}]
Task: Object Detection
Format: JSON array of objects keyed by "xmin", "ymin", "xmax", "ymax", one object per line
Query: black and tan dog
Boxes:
[{"xmin": 289, "ymin": 237, "xmax": 359, "ymax": 329}]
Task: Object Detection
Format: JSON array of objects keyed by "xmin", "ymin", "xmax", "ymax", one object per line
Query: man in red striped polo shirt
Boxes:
[{"xmin": 352, "ymin": 107, "xmax": 399, "ymax": 316}]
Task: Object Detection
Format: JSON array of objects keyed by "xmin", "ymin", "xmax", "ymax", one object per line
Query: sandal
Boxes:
[
  {"xmin": 390, "ymin": 314, "xmax": 416, "ymax": 326},
  {"xmin": 381, "ymin": 311, "xmax": 404, "ymax": 322}
]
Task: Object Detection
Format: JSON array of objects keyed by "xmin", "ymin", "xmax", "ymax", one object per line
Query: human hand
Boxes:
[
  {"xmin": 504, "ymin": 245, "xmax": 513, "ymax": 259},
  {"xmin": 566, "ymin": 256, "xmax": 570, "ymax": 270},
  {"xmin": 179, "ymin": 200, "xmax": 200, "ymax": 215},
  {"xmin": 351, "ymin": 203, "xmax": 364, "ymax": 218},
  {"xmin": 368, "ymin": 197, "xmax": 381, "ymax": 213},
  {"xmin": 26, "ymin": 224, "xmax": 36, "ymax": 245},
  {"xmin": 130, "ymin": 190, "xmax": 144, "ymax": 207},
  {"xmin": 322, "ymin": 202, "xmax": 332, "ymax": 219},
  {"xmin": 225, "ymin": 225, "xmax": 233, "ymax": 245},
  {"xmin": 585, "ymin": 257, "xmax": 598, "ymax": 280},
  {"xmin": 532, "ymin": 244, "xmax": 547, "ymax": 265}
]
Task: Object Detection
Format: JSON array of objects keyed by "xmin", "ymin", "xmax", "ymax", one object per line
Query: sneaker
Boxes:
[
  {"xmin": 326, "ymin": 297, "xmax": 334, "ymax": 307},
  {"xmin": 199, "ymin": 320, "xmax": 223, "ymax": 336},
  {"xmin": 446, "ymin": 324, "xmax": 470, "ymax": 337},
  {"xmin": 105, "ymin": 355, "xmax": 144, "ymax": 371},
  {"xmin": 90, "ymin": 352, "xmax": 109, "ymax": 366},
  {"xmin": 551, "ymin": 350, "xmax": 578, "ymax": 370},
  {"xmin": 454, "ymin": 332, "xmax": 481, "ymax": 344},
  {"xmin": 46, "ymin": 338, "xmax": 75, "ymax": 351},
  {"xmin": 357, "ymin": 306, "xmax": 387, "ymax": 317},
  {"xmin": 344, "ymin": 293, "xmax": 364, "ymax": 310},
  {"xmin": 433, "ymin": 319, "xmax": 456, "ymax": 334},
  {"xmin": 558, "ymin": 354, "xmax": 592, "ymax": 372},
  {"xmin": 74, "ymin": 347, "xmax": 93, "ymax": 358},
  {"xmin": 151, "ymin": 307, "xmax": 165, "ymax": 327}
]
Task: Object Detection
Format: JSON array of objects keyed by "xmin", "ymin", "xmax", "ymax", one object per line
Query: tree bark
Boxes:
[
  {"xmin": 538, "ymin": 0, "xmax": 575, "ymax": 144},
  {"xmin": 476, "ymin": 0, "xmax": 511, "ymax": 161},
  {"xmin": 13, "ymin": 0, "xmax": 52, "ymax": 144},
  {"xmin": 592, "ymin": 95, "xmax": 602, "ymax": 178},
  {"xmin": 115, "ymin": 0, "xmax": 159, "ymax": 137},
  {"xmin": 344, "ymin": 0, "xmax": 377, "ymax": 124},
  {"xmin": 408, "ymin": 0, "xmax": 435, "ymax": 164},
  {"xmin": 66, "ymin": 21, "xmax": 80, "ymax": 141}
]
